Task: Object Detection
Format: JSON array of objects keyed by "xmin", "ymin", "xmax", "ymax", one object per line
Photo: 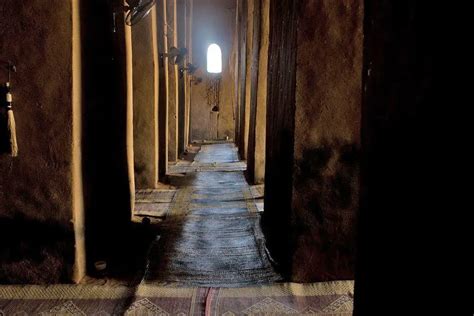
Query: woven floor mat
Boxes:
[
  {"xmin": 136, "ymin": 189, "xmax": 176, "ymax": 203},
  {"xmin": 144, "ymin": 144, "xmax": 279, "ymax": 287},
  {"xmin": 0, "ymin": 281, "xmax": 354, "ymax": 315},
  {"xmin": 133, "ymin": 189, "xmax": 177, "ymax": 218}
]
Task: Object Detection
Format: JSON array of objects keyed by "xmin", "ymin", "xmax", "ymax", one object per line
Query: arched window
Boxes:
[{"xmin": 207, "ymin": 44, "xmax": 222, "ymax": 74}]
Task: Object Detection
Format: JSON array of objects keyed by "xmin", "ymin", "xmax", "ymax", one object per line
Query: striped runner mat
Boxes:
[{"xmin": 0, "ymin": 281, "xmax": 354, "ymax": 315}]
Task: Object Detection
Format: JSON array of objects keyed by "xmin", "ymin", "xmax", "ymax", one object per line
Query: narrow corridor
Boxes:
[{"xmin": 144, "ymin": 143, "xmax": 281, "ymax": 286}]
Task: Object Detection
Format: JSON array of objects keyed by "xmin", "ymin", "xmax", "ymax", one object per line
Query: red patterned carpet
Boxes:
[{"xmin": 0, "ymin": 281, "xmax": 354, "ymax": 315}]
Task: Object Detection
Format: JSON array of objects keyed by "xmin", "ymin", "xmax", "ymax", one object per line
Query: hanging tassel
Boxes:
[
  {"xmin": 6, "ymin": 111, "xmax": 18, "ymax": 157},
  {"xmin": 5, "ymin": 82, "xmax": 18, "ymax": 157}
]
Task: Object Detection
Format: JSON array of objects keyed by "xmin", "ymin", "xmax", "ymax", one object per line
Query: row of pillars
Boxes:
[
  {"xmin": 71, "ymin": 0, "xmax": 195, "ymax": 281},
  {"xmin": 235, "ymin": 0, "xmax": 270, "ymax": 185},
  {"xmin": 75, "ymin": 0, "xmax": 365, "ymax": 285},
  {"xmin": 133, "ymin": 0, "xmax": 192, "ymax": 190},
  {"xmin": 72, "ymin": 1, "xmax": 443, "ymax": 313},
  {"xmin": 134, "ymin": 0, "xmax": 272, "ymax": 189},
  {"xmin": 136, "ymin": 0, "xmax": 271, "ymax": 187}
]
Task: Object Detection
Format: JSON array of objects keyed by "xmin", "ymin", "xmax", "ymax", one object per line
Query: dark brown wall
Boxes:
[
  {"xmin": 354, "ymin": 1, "xmax": 436, "ymax": 314},
  {"xmin": 157, "ymin": 0, "xmax": 169, "ymax": 179},
  {"xmin": 291, "ymin": 0, "xmax": 363, "ymax": 281},
  {"xmin": 263, "ymin": 0, "xmax": 363, "ymax": 281},
  {"xmin": 0, "ymin": 0, "xmax": 75, "ymax": 283},
  {"xmin": 262, "ymin": 0, "xmax": 298, "ymax": 276},
  {"xmin": 236, "ymin": 0, "xmax": 247, "ymax": 156},
  {"xmin": 190, "ymin": 0, "xmax": 236, "ymax": 142},
  {"xmin": 80, "ymin": 0, "xmax": 133, "ymax": 271}
]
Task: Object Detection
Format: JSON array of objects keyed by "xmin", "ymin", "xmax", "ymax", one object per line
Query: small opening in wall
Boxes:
[{"xmin": 207, "ymin": 43, "xmax": 222, "ymax": 74}]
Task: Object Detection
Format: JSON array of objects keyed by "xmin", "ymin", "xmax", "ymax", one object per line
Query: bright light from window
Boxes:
[{"xmin": 207, "ymin": 44, "xmax": 222, "ymax": 73}]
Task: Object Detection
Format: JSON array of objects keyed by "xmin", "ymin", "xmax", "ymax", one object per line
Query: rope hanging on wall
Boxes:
[{"xmin": 0, "ymin": 60, "xmax": 18, "ymax": 157}]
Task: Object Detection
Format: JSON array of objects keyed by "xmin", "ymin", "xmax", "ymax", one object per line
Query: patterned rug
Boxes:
[{"xmin": 0, "ymin": 281, "xmax": 354, "ymax": 315}]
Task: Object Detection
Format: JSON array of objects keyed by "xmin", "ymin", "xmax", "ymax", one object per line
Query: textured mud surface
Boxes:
[
  {"xmin": 291, "ymin": 0, "xmax": 363, "ymax": 281},
  {"xmin": 0, "ymin": 0, "xmax": 75, "ymax": 283},
  {"xmin": 263, "ymin": 0, "xmax": 363, "ymax": 282},
  {"xmin": 132, "ymin": 13, "xmax": 156, "ymax": 188}
]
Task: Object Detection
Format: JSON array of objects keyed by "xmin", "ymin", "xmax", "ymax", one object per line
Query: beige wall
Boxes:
[
  {"xmin": 72, "ymin": 0, "xmax": 86, "ymax": 283},
  {"xmin": 246, "ymin": 0, "xmax": 268, "ymax": 183},
  {"xmin": 252, "ymin": 0, "xmax": 269, "ymax": 184},
  {"xmin": 190, "ymin": 0, "xmax": 237, "ymax": 142},
  {"xmin": 167, "ymin": 0, "xmax": 179, "ymax": 161},
  {"xmin": 132, "ymin": 12, "xmax": 158, "ymax": 189},
  {"xmin": 184, "ymin": 0, "xmax": 193, "ymax": 147}
]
